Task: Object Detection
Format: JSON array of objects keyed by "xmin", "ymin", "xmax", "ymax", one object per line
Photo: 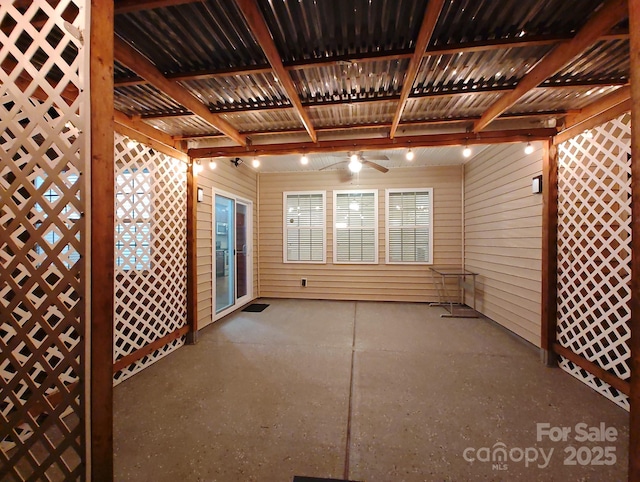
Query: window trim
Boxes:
[
  {"xmin": 333, "ymin": 189, "xmax": 379, "ymax": 265},
  {"xmin": 282, "ymin": 190, "xmax": 327, "ymax": 264},
  {"xmin": 385, "ymin": 188, "xmax": 434, "ymax": 265}
]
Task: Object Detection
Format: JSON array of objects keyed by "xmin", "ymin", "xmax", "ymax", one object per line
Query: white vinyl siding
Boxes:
[
  {"xmin": 333, "ymin": 190, "xmax": 378, "ymax": 264},
  {"xmin": 464, "ymin": 142, "xmax": 543, "ymax": 346},
  {"xmin": 386, "ymin": 188, "xmax": 433, "ymax": 264},
  {"xmin": 283, "ymin": 191, "xmax": 326, "ymax": 263}
]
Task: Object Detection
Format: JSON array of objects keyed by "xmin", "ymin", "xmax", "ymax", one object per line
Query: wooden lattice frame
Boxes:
[
  {"xmin": 113, "ymin": 132, "xmax": 187, "ymax": 385},
  {"xmin": 1, "ymin": 1, "xmax": 87, "ymax": 479},
  {"xmin": 557, "ymin": 113, "xmax": 631, "ymax": 410}
]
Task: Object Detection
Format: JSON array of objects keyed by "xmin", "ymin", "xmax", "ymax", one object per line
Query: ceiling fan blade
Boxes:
[
  {"xmin": 362, "ymin": 159, "xmax": 389, "ymax": 173},
  {"xmin": 319, "ymin": 161, "xmax": 348, "ymax": 171}
]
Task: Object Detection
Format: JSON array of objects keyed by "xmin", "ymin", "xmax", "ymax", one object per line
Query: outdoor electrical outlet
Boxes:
[{"xmin": 301, "ymin": 278, "xmax": 307, "ymax": 287}]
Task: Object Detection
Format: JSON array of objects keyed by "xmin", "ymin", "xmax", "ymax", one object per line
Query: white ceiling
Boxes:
[{"xmin": 249, "ymin": 144, "xmax": 493, "ymax": 173}]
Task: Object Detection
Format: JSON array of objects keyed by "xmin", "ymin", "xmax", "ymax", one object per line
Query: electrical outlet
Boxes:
[{"xmin": 301, "ymin": 278, "xmax": 307, "ymax": 287}]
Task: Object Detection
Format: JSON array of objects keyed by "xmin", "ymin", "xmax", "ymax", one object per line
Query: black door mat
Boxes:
[
  {"xmin": 293, "ymin": 477, "xmax": 360, "ymax": 482},
  {"xmin": 242, "ymin": 303, "xmax": 269, "ymax": 312}
]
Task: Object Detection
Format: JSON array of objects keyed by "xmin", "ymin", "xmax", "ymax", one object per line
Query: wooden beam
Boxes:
[
  {"xmin": 90, "ymin": 0, "xmax": 114, "ymax": 480},
  {"xmin": 189, "ymin": 128, "xmax": 557, "ymax": 158},
  {"xmin": 174, "ymin": 111, "xmax": 567, "ymax": 141},
  {"xmin": 112, "ymin": 326, "xmax": 189, "ymax": 372},
  {"xmin": 115, "ymin": 123, "xmax": 188, "ymax": 162},
  {"xmin": 553, "ymin": 343, "xmax": 630, "ymax": 395},
  {"xmin": 541, "ymin": 140, "xmax": 558, "ymax": 366},
  {"xmin": 113, "ymin": 37, "xmax": 247, "ymax": 146},
  {"xmin": 113, "ymin": 110, "xmax": 178, "ymax": 147},
  {"xmin": 563, "ymin": 84, "xmax": 630, "ymax": 127},
  {"xmin": 390, "ymin": 0, "xmax": 445, "ymax": 139},
  {"xmin": 186, "ymin": 160, "xmax": 198, "ymax": 343},
  {"xmin": 554, "ymin": 97, "xmax": 631, "ymax": 144},
  {"xmin": 629, "ymin": 1, "xmax": 640, "ymax": 480},
  {"xmin": 234, "ymin": 0, "xmax": 317, "ymax": 142},
  {"xmin": 114, "ymin": 0, "xmax": 204, "ymax": 15},
  {"xmin": 473, "ymin": 0, "xmax": 629, "ymax": 132}
]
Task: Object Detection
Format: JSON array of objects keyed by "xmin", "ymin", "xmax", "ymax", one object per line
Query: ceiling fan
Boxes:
[{"xmin": 320, "ymin": 152, "xmax": 390, "ymax": 173}]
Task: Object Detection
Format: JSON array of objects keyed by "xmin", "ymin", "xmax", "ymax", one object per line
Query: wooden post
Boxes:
[
  {"xmin": 89, "ymin": 0, "xmax": 114, "ymax": 479},
  {"xmin": 541, "ymin": 139, "xmax": 559, "ymax": 366},
  {"xmin": 628, "ymin": 1, "xmax": 640, "ymax": 480},
  {"xmin": 186, "ymin": 161, "xmax": 198, "ymax": 344}
]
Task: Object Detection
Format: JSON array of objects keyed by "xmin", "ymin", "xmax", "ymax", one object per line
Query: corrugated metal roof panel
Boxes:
[
  {"xmin": 415, "ymin": 45, "xmax": 553, "ymax": 92},
  {"xmin": 114, "ymin": 61, "xmax": 137, "ymax": 79},
  {"xmin": 430, "ymin": 0, "xmax": 607, "ymax": 46},
  {"xmin": 179, "ymin": 73, "xmax": 290, "ymax": 111},
  {"xmin": 307, "ymin": 101, "xmax": 397, "ymax": 128},
  {"xmin": 256, "ymin": 0, "xmax": 428, "ymax": 62},
  {"xmin": 219, "ymin": 110, "xmax": 304, "ymax": 133},
  {"xmin": 402, "ymin": 93, "xmax": 506, "ymax": 121},
  {"xmin": 114, "ymin": 1, "xmax": 267, "ymax": 74},
  {"xmin": 291, "ymin": 59, "xmax": 408, "ymax": 101},
  {"xmin": 114, "ymin": 84, "xmax": 186, "ymax": 116},
  {"xmin": 507, "ymin": 85, "xmax": 624, "ymax": 114},
  {"xmin": 144, "ymin": 116, "xmax": 220, "ymax": 137},
  {"xmin": 545, "ymin": 39, "xmax": 630, "ymax": 85}
]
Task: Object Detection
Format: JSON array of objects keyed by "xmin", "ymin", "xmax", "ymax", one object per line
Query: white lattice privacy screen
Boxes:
[
  {"xmin": 557, "ymin": 113, "xmax": 631, "ymax": 410},
  {"xmin": 1, "ymin": 1, "xmax": 88, "ymax": 479},
  {"xmin": 113, "ymin": 133, "xmax": 188, "ymax": 385}
]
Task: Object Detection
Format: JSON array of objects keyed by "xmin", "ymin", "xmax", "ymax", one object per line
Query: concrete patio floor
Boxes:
[{"xmin": 114, "ymin": 299, "xmax": 629, "ymax": 481}]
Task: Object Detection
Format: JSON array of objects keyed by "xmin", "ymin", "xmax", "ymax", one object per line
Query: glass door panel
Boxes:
[{"xmin": 215, "ymin": 195, "xmax": 234, "ymax": 313}]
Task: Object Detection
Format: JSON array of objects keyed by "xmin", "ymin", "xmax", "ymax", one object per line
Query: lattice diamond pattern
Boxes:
[
  {"xmin": 1, "ymin": 1, "xmax": 87, "ymax": 479},
  {"xmin": 557, "ymin": 113, "xmax": 631, "ymax": 410},
  {"xmin": 113, "ymin": 133, "xmax": 187, "ymax": 385}
]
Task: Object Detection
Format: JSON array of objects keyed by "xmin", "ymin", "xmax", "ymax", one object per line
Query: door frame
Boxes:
[{"xmin": 212, "ymin": 188, "xmax": 254, "ymax": 322}]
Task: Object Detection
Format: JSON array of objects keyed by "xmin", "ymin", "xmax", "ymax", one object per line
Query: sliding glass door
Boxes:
[{"xmin": 214, "ymin": 191, "xmax": 253, "ymax": 317}]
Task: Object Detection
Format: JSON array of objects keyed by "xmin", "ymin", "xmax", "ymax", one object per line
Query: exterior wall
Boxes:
[
  {"xmin": 258, "ymin": 166, "xmax": 462, "ymax": 302},
  {"xmin": 196, "ymin": 161, "xmax": 258, "ymax": 329},
  {"xmin": 464, "ymin": 142, "xmax": 543, "ymax": 346}
]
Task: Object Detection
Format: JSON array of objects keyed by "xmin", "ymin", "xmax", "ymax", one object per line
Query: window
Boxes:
[
  {"xmin": 33, "ymin": 172, "xmax": 81, "ymax": 268},
  {"xmin": 386, "ymin": 188, "xmax": 433, "ymax": 264},
  {"xmin": 115, "ymin": 165, "xmax": 152, "ymax": 271},
  {"xmin": 334, "ymin": 190, "xmax": 378, "ymax": 264},
  {"xmin": 283, "ymin": 191, "xmax": 326, "ymax": 263}
]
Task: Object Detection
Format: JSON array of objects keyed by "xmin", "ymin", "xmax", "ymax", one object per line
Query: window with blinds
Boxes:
[
  {"xmin": 283, "ymin": 191, "xmax": 326, "ymax": 263},
  {"xmin": 334, "ymin": 190, "xmax": 378, "ymax": 264},
  {"xmin": 386, "ymin": 188, "xmax": 433, "ymax": 264}
]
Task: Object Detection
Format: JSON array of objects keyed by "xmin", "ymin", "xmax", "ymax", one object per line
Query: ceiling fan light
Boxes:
[
  {"xmin": 462, "ymin": 146, "xmax": 472, "ymax": 158},
  {"xmin": 524, "ymin": 142, "xmax": 534, "ymax": 155},
  {"xmin": 406, "ymin": 148, "xmax": 414, "ymax": 161},
  {"xmin": 348, "ymin": 159, "xmax": 362, "ymax": 173},
  {"xmin": 350, "ymin": 153, "xmax": 359, "ymax": 163},
  {"xmin": 300, "ymin": 154, "xmax": 309, "ymax": 165}
]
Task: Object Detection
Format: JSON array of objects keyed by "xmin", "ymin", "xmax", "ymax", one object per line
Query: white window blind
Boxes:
[
  {"xmin": 284, "ymin": 191, "xmax": 326, "ymax": 263},
  {"xmin": 386, "ymin": 188, "xmax": 433, "ymax": 264},
  {"xmin": 334, "ymin": 190, "xmax": 378, "ymax": 263}
]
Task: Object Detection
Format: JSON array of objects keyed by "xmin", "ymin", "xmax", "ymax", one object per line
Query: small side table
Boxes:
[{"xmin": 429, "ymin": 266, "xmax": 479, "ymax": 318}]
